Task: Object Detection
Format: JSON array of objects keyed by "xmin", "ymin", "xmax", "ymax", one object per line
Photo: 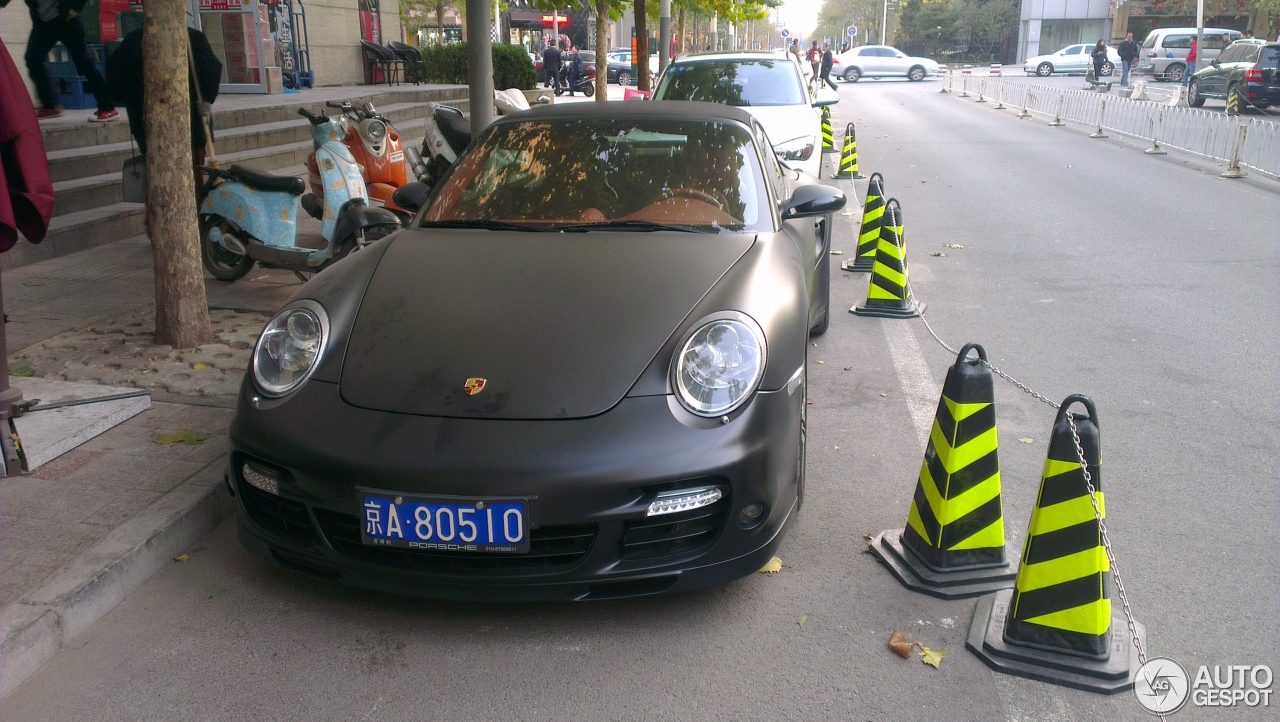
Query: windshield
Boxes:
[
  {"xmin": 424, "ymin": 118, "xmax": 770, "ymax": 233},
  {"xmin": 654, "ymin": 59, "xmax": 806, "ymax": 106}
]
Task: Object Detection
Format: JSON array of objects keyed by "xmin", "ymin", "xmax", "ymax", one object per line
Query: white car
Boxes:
[
  {"xmin": 652, "ymin": 50, "xmax": 837, "ymax": 178},
  {"xmin": 831, "ymin": 45, "xmax": 940, "ymax": 82},
  {"xmin": 1023, "ymin": 44, "xmax": 1122, "ymax": 77}
]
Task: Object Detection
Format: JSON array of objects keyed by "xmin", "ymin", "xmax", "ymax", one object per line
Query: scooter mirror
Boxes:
[{"xmin": 391, "ymin": 182, "xmax": 432, "ymax": 214}]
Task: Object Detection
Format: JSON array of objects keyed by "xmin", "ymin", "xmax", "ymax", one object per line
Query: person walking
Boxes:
[
  {"xmin": 0, "ymin": 0, "xmax": 118, "ymax": 121},
  {"xmin": 1117, "ymin": 32, "xmax": 1139, "ymax": 87},
  {"xmin": 542, "ymin": 41, "xmax": 562, "ymax": 93},
  {"xmin": 1090, "ymin": 39, "xmax": 1108, "ymax": 81},
  {"xmin": 807, "ymin": 40, "xmax": 820, "ymax": 80},
  {"xmin": 1182, "ymin": 37, "xmax": 1198, "ymax": 85},
  {"xmin": 820, "ymin": 41, "xmax": 838, "ymax": 91}
]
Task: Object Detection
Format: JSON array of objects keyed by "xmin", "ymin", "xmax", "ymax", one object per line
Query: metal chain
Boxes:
[{"xmin": 879, "ymin": 204, "xmax": 1154, "ymax": 680}]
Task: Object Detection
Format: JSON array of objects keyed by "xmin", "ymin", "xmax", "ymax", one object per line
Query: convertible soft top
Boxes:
[{"xmin": 496, "ymin": 99, "xmax": 758, "ymax": 127}]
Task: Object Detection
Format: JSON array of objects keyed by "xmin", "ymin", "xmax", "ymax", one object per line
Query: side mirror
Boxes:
[
  {"xmin": 811, "ymin": 88, "xmax": 840, "ymax": 107},
  {"xmin": 782, "ymin": 184, "xmax": 846, "ymax": 219},
  {"xmin": 391, "ymin": 181, "xmax": 432, "ymax": 214}
]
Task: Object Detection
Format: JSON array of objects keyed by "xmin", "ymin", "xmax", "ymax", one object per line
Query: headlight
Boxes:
[
  {"xmin": 252, "ymin": 300, "xmax": 329, "ymax": 397},
  {"xmin": 775, "ymin": 136, "xmax": 816, "ymax": 162},
  {"xmin": 673, "ymin": 313, "xmax": 766, "ymax": 417},
  {"xmin": 366, "ymin": 119, "xmax": 387, "ymax": 142}
]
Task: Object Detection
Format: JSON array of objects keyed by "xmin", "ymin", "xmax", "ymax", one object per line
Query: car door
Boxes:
[
  {"xmin": 884, "ymin": 47, "xmax": 911, "ymax": 76},
  {"xmin": 1199, "ymin": 44, "xmax": 1239, "ymax": 96},
  {"xmin": 757, "ymin": 122, "xmax": 825, "ymax": 326},
  {"xmin": 1060, "ymin": 45, "xmax": 1086, "ymax": 72}
]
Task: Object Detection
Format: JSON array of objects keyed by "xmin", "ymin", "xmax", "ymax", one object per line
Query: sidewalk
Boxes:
[{"xmin": 0, "ymin": 234, "xmax": 298, "ymax": 696}]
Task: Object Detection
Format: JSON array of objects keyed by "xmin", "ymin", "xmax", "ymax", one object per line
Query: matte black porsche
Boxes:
[{"xmin": 227, "ymin": 101, "xmax": 849, "ymax": 601}]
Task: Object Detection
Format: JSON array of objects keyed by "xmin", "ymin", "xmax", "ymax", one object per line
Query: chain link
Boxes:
[{"xmin": 878, "ymin": 205, "xmax": 1154, "ymax": 696}]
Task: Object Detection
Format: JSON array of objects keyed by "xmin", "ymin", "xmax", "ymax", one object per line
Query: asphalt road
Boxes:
[{"xmin": 4, "ymin": 81, "xmax": 1278, "ymax": 721}]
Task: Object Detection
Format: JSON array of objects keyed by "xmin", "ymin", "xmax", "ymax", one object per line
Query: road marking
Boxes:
[{"xmin": 881, "ymin": 319, "xmax": 938, "ymax": 450}]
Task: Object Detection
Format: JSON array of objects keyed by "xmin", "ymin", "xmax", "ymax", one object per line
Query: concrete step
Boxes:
[{"xmin": 2, "ymin": 203, "xmax": 146, "ymax": 271}]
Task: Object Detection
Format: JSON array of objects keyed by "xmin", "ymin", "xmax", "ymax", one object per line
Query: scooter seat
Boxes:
[
  {"xmin": 228, "ymin": 164, "xmax": 306, "ymax": 196},
  {"xmin": 436, "ymin": 107, "xmax": 472, "ymax": 154}
]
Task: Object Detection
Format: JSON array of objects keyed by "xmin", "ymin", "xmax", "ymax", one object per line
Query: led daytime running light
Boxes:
[{"xmin": 647, "ymin": 487, "xmax": 723, "ymax": 517}]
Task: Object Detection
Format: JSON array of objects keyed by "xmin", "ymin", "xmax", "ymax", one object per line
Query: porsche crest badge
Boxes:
[{"xmin": 463, "ymin": 378, "xmax": 487, "ymax": 396}]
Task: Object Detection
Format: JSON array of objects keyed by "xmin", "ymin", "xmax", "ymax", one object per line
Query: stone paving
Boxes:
[{"xmin": 9, "ymin": 308, "xmax": 269, "ymax": 398}]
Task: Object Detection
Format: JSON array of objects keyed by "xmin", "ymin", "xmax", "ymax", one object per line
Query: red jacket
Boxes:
[
  {"xmin": 0, "ymin": 38, "xmax": 54, "ymax": 253},
  {"xmin": 1186, "ymin": 39, "xmax": 1198, "ymax": 63}
]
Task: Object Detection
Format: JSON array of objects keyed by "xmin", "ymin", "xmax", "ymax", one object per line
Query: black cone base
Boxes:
[
  {"xmin": 832, "ymin": 170, "xmax": 853, "ymax": 180},
  {"xmin": 851, "ymin": 299, "xmax": 925, "ymax": 318},
  {"xmin": 869, "ymin": 528, "xmax": 1016, "ymax": 600},
  {"xmin": 841, "ymin": 258, "xmax": 874, "ymax": 273},
  {"xmin": 852, "ymin": 172, "xmax": 866, "ymax": 179},
  {"xmin": 966, "ymin": 589, "xmax": 1146, "ymax": 695}
]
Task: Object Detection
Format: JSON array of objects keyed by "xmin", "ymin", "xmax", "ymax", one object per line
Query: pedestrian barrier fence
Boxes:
[{"xmin": 953, "ymin": 75, "xmax": 1280, "ymax": 180}]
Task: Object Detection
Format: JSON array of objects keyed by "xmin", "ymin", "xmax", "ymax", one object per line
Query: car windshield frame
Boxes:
[
  {"xmin": 422, "ymin": 116, "xmax": 774, "ymax": 234},
  {"xmin": 653, "ymin": 58, "xmax": 806, "ymax": 107}
]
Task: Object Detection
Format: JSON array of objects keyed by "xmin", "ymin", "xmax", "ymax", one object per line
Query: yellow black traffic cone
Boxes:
[
  {"xmin": 841, "ymin": 173, "xmax": 884, "ymax": 273},
  {"xmin": 831, "ymin": 123, "xmax": 865, "ymax": 180},
  {"xmin": 967, "ymin": 395, "xmax": 1146, "ymax": 694},
  {"xmin": 821, "ymin": 106, "xmax": 836, "ymax": 153},
  {"xmin": 851, "ymin": 198, "xmax": 922, "ymax": 318},
  {"xmin": 869, "ymin": 343, "xmax": 1017, "ymax": 599}
]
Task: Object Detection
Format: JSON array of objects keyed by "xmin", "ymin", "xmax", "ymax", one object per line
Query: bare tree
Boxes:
[{"xmin": 143, "ymin": 0, "xmax": 213, "ymax": 348}]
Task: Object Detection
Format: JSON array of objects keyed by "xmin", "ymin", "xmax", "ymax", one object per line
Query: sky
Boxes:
[{"xmin": 776, "ymin": 0, "xmax": 824, "ymax": 38}]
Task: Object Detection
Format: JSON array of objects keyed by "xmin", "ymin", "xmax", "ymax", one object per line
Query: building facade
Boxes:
[{"xmin": 1019, "ymin": 0, "xmax": 1261, "ymax": 62}]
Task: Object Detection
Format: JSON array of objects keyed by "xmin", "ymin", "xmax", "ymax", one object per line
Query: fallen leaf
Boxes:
[
  {"xmin": 192, "ymin": 363, "xmax": 213, "ymax": 370},
  {"xmin": 930, "ymin": 252, "xmax": 947, "ymax": 257},
  {"xmin": 863, "ymin": 532, "xmax": 874, "ymax": 540},
  {"xmin": 889, "ymin": 631, "xmax": 913, "ymax": 658},
  {"xmin": 758, "ymin": 556, "xmax": 783, "ymax": 573},
  {"xmin": 173, "ymin": 554, "xmax": 190, "ymax": 562},
  {"xmin": 21, "ymin": 279, "xmax": 44, "ymax": 287},
  {"xmin": 918, "ymin": 644, "xmax": 946, "ymax": 669},
  {"xmin": 840, "ymin": 210, "xmax": 856, "ymax": 216},
  {"xmin": 944, "ymin": 243, "xmax": 965, "ymax": 249},
  {"xmin": 833, "ymin": 445, "xmax": 840, "ymax": 451},
  {"xmin": 816, "ymin": 360, "xmax": 824, "ymax": 364},
  {"xmin": 842, "ymin": 366, "xmax": 851, "ymax": 371},
  {"xmin": 919, "ymin": 180, "xmax": 926, "ymax": 183},
  {"xmin": 830, "ymin": 250, "xmax": 844, "ymax": 255},
  {"xmin": 880, "ymin": 392, "xmax": 888, "ymax": 397},
  {"xmin": 805, "ymin": 400, "xmax": 814, "ymax": 405},
  {"xmin": 1018, "ymin": 437, "xmax": 1034, "ymax": 444},
  {"xmin": 11, "ymin": 365, "xmax": 35, "ymax": 377},
  {"xmin": 154, "ymin": 430, "xmax": 208, "ymax": 446},
  {"xmin": 797, "ymin": 615, "xmax": 808, "ymax": 629}
]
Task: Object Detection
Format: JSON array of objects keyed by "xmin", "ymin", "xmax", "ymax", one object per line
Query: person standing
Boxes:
[
  {"xmin": 1182, "ymin": 37, "xmax": 1198, "ymax": 85},
  {"xmin": 820, "ymin": 40, "xmax": 838, "ymax": 91},
  {"xmin": 542, "ymin": 41, "xmax": 562, "ymax": 92},
  {"xmin": 565, "ymin": 45, "xmax": 582, "ymax": 96},
  {"xmin": 1117, "ymin": 32, "xmax": 1139, "ymax": 87},
  {"xmin": 0, "ymin": 0, "xmax": 118, "ymax": 121},
  {"xmin": 807, "ymin": 40, "xmax": 820, "ymax": 79},
  {"xmin": 1090, "ymin": 39, "xmax": 1108, "ymax": 81}
]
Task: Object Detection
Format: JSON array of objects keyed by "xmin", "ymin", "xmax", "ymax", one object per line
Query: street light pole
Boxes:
[{"xmin": 881, "ymin": 0, "xmax": 887, "ymax": 45}]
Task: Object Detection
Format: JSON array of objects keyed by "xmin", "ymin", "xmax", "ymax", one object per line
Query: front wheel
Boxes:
[
  {"xmin": 1101, "ymin": 62, "xmax": 1115, "ymax": 76},
  {"xmin": 1187, "ymin": 78, "xmax": 1205, "ymax": 107},
  {"xmin": 617, "ymin": 70, "xmax": 631, "ymax": 86},
  {"xmin": 1036, "ymin": 62, "xmax": 1053, "ymax": 77},
  {"xmin": 843, "ymin": 67, "xmax": 861, "ymax": 82},
  {"xmin": 200, "ymin": 217, "xmax": 254, "ymax": 282},
  {"xmin": 908, "ymin": 65, "xmax": 925, "ymax": 81}
]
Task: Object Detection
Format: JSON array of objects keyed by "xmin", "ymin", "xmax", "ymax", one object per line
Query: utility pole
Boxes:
[
  {"xmin": 466, "ymin": 0, "xmax": 494, "ymax": 133},
  {"xmin": 660, "ymin": 0, "xmax": 671, "ymax": 71},
  {"xmin": 143, "ymin": 0, "xmax": 212, "ymax": 348}
]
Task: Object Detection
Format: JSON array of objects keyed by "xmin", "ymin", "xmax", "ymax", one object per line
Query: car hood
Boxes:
[
  {"xmin": 339, "ymin": 230, "xmax": 755, "ymax": 420},
  {"xmin": 744, "ymin": 104, "xmax": 818, "ymax": 146}
]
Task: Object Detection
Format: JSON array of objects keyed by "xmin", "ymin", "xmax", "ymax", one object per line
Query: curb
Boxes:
[{"xmin": 0, "ymin": 458, "xmax": 234, "ymax": 697}]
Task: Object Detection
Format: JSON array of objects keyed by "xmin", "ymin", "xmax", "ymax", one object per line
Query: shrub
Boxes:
[{"xmin": 419, "ymin": 43, "xmax": 536, "ymax": 90}]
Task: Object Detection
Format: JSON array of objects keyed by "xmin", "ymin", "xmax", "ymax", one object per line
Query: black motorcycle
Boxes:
[{"xmin": 555, "ymin": 68, "xmax": 597, "ymax": 97}]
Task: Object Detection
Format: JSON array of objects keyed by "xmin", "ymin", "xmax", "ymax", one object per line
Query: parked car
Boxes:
[
  {"xmin": 1135, "ymin": 27, "xmax": 1242, "ymax": 82},
  {"xmin": 228, "ymin": 101, "xmax": 847, "ymax": 602},
  {"xmin": 652, "ymin": 50, "xmax": 836, "ymax": 178},
  {"xmin": 1188, "ymin": 40, "xmax": 1279, "ymax": 111},
  {"xmin": 831, "ymin": 45, "xmax": 940, "ymax": 82},
  {"xmin": 607, "ymin": 49, "xmax": 659, "ymax": 85},
  {"xmin": 1022, "ymin": 43, "xmax": 1121, "ymax": 76}
]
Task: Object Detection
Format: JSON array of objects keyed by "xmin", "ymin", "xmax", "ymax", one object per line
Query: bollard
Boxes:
[
  {"xmin": 1220, "ymin": 124, "xmax": 1249, "ymax": 178},
  {"xmin": 1090, "ymin": 99, "xmax": 1108, "ymax": 138},
  {"xmin": 989, "ymin": 63, "xmax": 1002, "ymax": 77},
  {"xmin": 1049, "ymin": 94, "xmax": 1065, "ymax": 126},
  {"xmin": 1018, "ymin": 90, "xmax": 1032, "ymax": 118},
  {"xmin": 1143, "ymin": 112, "xmax": 1167, "ymax": 155}
]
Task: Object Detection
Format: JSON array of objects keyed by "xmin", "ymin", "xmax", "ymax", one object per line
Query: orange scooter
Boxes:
[{"xmin": 306, "ymin": 100, "xmax": 416, "ymax": 224}]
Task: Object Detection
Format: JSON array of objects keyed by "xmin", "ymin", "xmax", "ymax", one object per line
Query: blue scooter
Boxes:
[{"xmin": 198, "ymin": 107, "xmax": 401, "ymax": 281}]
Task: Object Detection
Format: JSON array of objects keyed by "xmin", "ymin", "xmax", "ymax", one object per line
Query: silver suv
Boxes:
[{"xmin": 1136, "ymin": 27, "xmax": 1242, "ymax": 82}]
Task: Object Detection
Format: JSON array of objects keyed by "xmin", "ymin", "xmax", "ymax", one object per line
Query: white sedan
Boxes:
[
  {"xmin": 831, "ymin": 45, "xmax": 940, "ymax": 82},
  {"xmin": 1023, "ymin": 44, "xmax": 1122, "ymax": 77}
]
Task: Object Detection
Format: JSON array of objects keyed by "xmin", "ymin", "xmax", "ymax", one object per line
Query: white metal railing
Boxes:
[{"xmin": 942, "ymin": 73, "xmax": 1280, "ymax": 179}]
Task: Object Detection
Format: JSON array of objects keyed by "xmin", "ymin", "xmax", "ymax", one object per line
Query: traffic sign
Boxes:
[
  {"xmin": 848, "ymin": 25, "xmax": 857, "ymax": 38},
  {"xmin": 781, "ymin": 28, "xmax": 790, "ymax": 39}
]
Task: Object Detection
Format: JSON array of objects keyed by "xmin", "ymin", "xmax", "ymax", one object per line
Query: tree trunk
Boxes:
[
  {"xmin": 143, "ymin": 0, "xmax": 213, "ymax": 349},
  {"xmin": 595, "ymin": 0, "xmax": 608, "ymax": 101},
  {"xmin": 635, "ymin": 0, "xmax": 649, "ymax": 91}
]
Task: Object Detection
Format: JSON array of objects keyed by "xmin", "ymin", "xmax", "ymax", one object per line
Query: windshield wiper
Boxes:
[
  {"xmin": 417, "ymin": 219, "xmax": 545, "ymax": 232},
  {"xmin": 552, "ymin": 220, "xmax": 705, "ymax": 233}
]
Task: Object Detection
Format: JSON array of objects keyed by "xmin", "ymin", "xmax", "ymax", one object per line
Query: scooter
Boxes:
[
  {"xmin": 414, "ymin": 91, "xmax": 545, "ymax": 190},
  {"xmin": 312, "ymin": 100, "xmax": 417, "ymax": 225},
  {"xmin": 198, "ymin": 107, "xmax": 401, "ymax": 282}
]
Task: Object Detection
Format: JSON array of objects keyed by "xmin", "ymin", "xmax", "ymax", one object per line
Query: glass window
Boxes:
[
  {"xmin": 425, "ymin": 119, "xmax": 771, "ymax": 233},
  {"xmin": 754, "ymin": 122, "xmax": 786, "ymax": 200},
  {"xmin": 1217, "ymin": 45, "xmax": 1242, "ymax": 63},
  {"xmin": 1260, "ymin": 47, "xmax": 1279, "ymax": 71},
  {"xmin": 1163, "ymin": 35, "xmax": 1193, "ymax": 50},
  {"xmin": 654, "ymin": 59, "xmax": 805, "ymax": 106},
  {"xmin": 1142, "ymin": 34, "xmax": 1157, "ymax": 49}
]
